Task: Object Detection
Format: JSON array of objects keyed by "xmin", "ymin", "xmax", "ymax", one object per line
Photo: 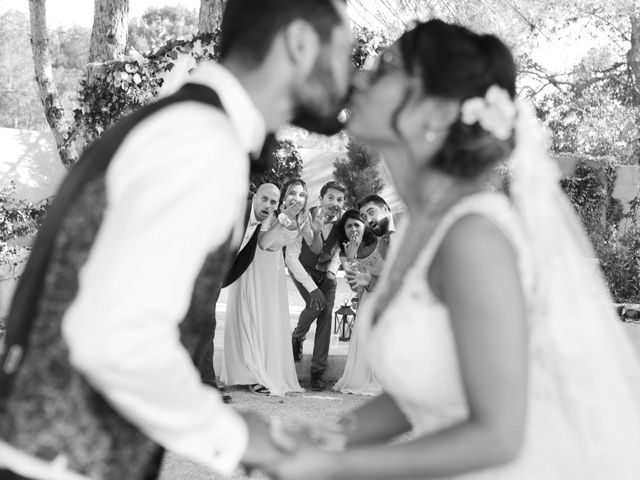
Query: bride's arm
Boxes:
[
  {"xmin": 339, "ymin": 392, "xmax": 412, "ymax": 446},
  {"xmin": 270, "ymin": 214, "xmax": 528, "ymax": 480}
]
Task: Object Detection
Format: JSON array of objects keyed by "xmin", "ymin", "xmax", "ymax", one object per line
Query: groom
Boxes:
[{"xmin": 0, "ymin": 1, "xmax": 353, "ymax": 479}]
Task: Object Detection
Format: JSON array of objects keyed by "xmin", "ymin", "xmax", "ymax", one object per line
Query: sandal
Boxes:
[{"xmin": 249, "ymin": 384, "xmax": 270, "ymax": 395}]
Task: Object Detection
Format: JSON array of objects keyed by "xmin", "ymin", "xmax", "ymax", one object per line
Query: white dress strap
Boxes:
[{"xmin": 411, "ymin": 191, "xmax": 527, "ymax": 277}]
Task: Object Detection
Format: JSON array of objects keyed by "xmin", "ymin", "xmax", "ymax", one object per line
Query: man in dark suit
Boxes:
[
  {"xmin": 196, "ymin": 183, "xmax": 280, "ymax": 400},
  {"xmin": 285, "ymin": 180, "xmax": 346, "ymax": 391}
]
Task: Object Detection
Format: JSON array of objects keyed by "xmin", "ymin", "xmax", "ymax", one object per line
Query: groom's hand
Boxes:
[{"xmin": 240, "ymin": 412, "xmax": 291, "ymax": 473}]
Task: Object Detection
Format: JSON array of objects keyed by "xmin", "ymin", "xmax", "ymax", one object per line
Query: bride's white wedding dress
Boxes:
[{"xmin": 361, "ymin": 191, "xmax": 640, "ymax": 479}]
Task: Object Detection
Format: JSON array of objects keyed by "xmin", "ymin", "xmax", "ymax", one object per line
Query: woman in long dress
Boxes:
[
  {"xmin": 220, "ymin": 179, "xmax": 313, "ymax": 397},
  {"xmin": 333, "ymin": 209, "xmax": 387, "ymax": 395},
  {"xmin": 267, "ymin": 19, "xmax": 640, "ymax": 479}
]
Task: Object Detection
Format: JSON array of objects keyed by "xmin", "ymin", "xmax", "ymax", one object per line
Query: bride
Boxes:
[{"xmin": 266, "ymin": 19, "xmax": 640, "ymax": 479}]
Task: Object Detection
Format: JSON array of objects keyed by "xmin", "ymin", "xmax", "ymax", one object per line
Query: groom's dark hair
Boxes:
[{"xmin": 218, "ymin": 0, "xmax": 346, "ymax": 65}]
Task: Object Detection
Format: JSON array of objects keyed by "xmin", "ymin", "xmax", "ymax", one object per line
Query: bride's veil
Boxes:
[{"xmin": 510, "ymin": 100, "xmax": 640, "ymax": 473}]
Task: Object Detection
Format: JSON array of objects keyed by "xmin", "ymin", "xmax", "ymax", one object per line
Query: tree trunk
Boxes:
[
  {"xmin": 89, "ymin": 0, "xmax": 129, "ymax": 63},
  {"xmin": 28, "ymin": 0, "xmax": 78, "ymax": 168},
  {"xmin": 628, "ymin": 10, "xmax": 640, "ymax": 103},
  {"xmin": 198, "ymin": 0, "xmax": 225, "ymax": 34}
]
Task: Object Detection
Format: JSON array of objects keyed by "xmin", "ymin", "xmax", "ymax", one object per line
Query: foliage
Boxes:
[
  {"xmin": 71, "ymin": 32, "xmax": 219, "ymax": 148},
  {"xmin": 72, "ymin": 23, "xmax": 303, "ymax": 200},
  {"xmin": 0, "ymin": 182, "xmax": 48, "ymax": 273},
  {"xmin": 351, "ymin": 27, "xmax": 390, "ymax": 70},
  {"xmin": 561, "ymin": 162, "xmax": 640, "ymax": 302},
  {"xmin": 560, "ymin": 162, "xmax": 609, "ymax": 235},
  {"xmin": 0, "ymin": 10, "xmax": 92, "ymax": 130},
  {"xmin": 351, "ymin": 1, "xmax": 640, "ymax": 169},
  {"xmin": 598, "ymin": 224, "xmax": 640, "ymax": 303},
  {"xmin": 533, "ymin": 50, "xmax": 640, "ymax": 165},
  {"xmin": 128, "ymin": 6, "xmax": 198, "ymax": 53},
  {"xmin": 249, "ymin": 139, "xmax": 304, "ymax": 195},
  {"xmin": 0, "ymin": 10, "xmax": 47, "ymax": 130},
  {"xmin": 333, "ymin": 137, "xmax": 384, "ymax": 209}
]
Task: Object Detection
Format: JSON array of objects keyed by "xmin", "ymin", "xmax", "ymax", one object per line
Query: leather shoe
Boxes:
[
  {"xmin": 310, "ymin": 373, "xmax": 326, "ymax": 392},
  {"xmin": 292, "ymin": 336, "xmax": 303, "ymax": 362}
]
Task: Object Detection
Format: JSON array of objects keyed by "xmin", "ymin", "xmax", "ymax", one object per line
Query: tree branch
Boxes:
[
  {"xmin": 626, "ymin": 10, "xmax": 640, "ymax": 101},
  {"xmin": 28, "ymin": 0, "xmax": 77, "ymax": 168}
]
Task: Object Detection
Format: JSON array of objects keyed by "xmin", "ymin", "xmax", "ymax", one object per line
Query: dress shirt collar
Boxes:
[
  {"xmin": 248, "ymin": 207, "xmax": 260, "ymax": 228},
  {"xmin": 188, "ymin": 62, "xmax": 266, "ymax": 157}
]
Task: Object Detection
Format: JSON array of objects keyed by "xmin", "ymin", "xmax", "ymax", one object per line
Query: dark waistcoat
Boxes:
[
  {"xmin": 0, "ymin": 84, "xmax": 236, "ymax": 479},
  {"xmin": 298, "ymin": 207, "xmax": 341, "ymax": 272}
]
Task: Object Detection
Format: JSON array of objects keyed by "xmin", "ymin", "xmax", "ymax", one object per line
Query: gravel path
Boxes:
[{"xmin": 159, "ymin": 386, "xmax": 370, "ymax": 480}]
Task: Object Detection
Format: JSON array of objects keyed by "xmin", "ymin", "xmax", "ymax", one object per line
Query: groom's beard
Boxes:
[
  {"xmin": 291, "ymin": 104, "xmax": 346, "ymax": 136},
  {"xmin": 291, "ymin": 53, "xmax": 351, "ymax": 136}
]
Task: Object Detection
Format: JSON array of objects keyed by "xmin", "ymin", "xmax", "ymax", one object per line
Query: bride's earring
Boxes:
[{"xmin": 424, "ymin": 129, "xmax": 437, "ymax": 142}]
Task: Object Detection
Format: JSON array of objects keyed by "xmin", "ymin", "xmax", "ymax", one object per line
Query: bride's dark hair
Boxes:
[{"xmin": 399, "ymin": 20, "xmax": 516, "ymax": 179}]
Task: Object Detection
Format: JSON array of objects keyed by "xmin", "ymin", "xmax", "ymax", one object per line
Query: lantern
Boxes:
[{"xmin": 334, "ymin": 300, "xmax": 356, "ymax": 342}]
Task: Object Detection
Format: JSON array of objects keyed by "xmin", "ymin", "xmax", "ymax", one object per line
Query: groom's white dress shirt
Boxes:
[{"xmin": 60, "ymin": 62, "xmax": 265, "ymax": 476}]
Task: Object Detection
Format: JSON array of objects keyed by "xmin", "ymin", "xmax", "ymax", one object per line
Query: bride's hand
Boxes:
[
  {"xmin": 265, "ymin": 416, "xmax": 355, "ymax": 479},
  {"xmin": 263, "ymin": 443, "xmax": 337, "ymax": 480}
]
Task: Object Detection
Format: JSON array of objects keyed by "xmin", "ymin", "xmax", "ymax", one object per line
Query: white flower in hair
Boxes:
[{"xmin": 460, "ymin": 85, "xmax": 516, "ymax": 140}]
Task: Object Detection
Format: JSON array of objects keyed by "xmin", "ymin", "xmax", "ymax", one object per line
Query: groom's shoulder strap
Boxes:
[{"xmin": 170, "ymin": 83, "xmax": 226, "ymax": 112}]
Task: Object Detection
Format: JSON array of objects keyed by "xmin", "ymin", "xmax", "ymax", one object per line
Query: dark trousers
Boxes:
[
  {"xmin": 290, "ymin": 269, "xmax": 337, "ymax": 376},
  {"xmin": 195, "ymin": 287, "xmax": 222, "ymax": 385}
]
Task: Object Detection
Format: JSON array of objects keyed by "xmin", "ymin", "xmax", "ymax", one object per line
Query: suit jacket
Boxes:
[{"xmin": 222, "ymin": 203, "xmax": 260, "ymax": 287}]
